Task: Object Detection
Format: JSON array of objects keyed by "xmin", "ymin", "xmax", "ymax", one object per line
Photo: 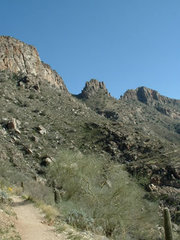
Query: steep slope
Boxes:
[
  {"xmin": 77, "ymin": 80, "xmax": 180, "ymax": 143},
  {"xmin": 0, "ymin": 38, "xmax": 179, "ymax": 193},
  {"xmin": 0, "ymin": 36, "xmax": 67, "ymax": 91},
  {"xmin": 0, "ymin": 71, "xmax": 168, "ymax": 174},
  {"xmin": 77, "ymin": 80, "xmax": 180, "ymax": 211},
  {"xmin": 0, "ymin": 36, "xmax": 180, "ymax": 238},
  {"xmin": 123, "ymin": 86, "xmax": 180, "ymax": 120}
]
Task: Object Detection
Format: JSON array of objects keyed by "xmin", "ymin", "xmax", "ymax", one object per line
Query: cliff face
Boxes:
[{"xmin": 0, "ymin": 36, "xmax": 67, "ymax": 91}]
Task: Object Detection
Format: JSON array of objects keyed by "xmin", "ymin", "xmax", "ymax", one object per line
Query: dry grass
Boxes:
[
  {"xmin": 0, "ymin": 188, "xmax": 21, "ymax": 240},
  {"xmin": 36, "ymin": 201, "xmax": 59, "ymax": 222}
]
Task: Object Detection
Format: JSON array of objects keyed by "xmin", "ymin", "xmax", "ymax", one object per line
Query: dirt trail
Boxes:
[{"xmin": 12, "ymin": 196, "xmax": 65, "ymax": 240}]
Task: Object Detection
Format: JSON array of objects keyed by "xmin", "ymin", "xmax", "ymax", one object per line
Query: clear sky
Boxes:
[{"xmin": 1, "ymin": 0, "xmax": 180, "ymax": 99}]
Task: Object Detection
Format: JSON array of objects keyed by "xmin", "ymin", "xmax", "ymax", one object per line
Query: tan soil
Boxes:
[{"xmin": 12, "ymin": 196, "xmax": 66, "ymax": 240}]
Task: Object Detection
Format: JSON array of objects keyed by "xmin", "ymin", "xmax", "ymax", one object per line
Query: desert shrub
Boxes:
[
  {"xmin": 0, "ymin": 159, "xmax": 26, "ymax": 188},
  {"xmin": 35, "ymin": 201, "xmax": 58, "ymax": 222},
  {"xmin": 0, "ymin": 158, "xmax": 54, "ymax": 205},
  {"xmin": 0, "ymin": 190, "xmax": 8, "ymax": 204},
  {"xmin": 47, "ymin": 150, "xmax": 161, "ymax": 239},
  {"xmin": 23, "ymin": 180, "xmax": 54, "ymax": 205},
  {"xmin": 66, "ymin": 209, "xmax": 94, "ymax": 230},
  {"xmin": 174, "ymin": 123, "xmax": 180, "ymax": 134}
]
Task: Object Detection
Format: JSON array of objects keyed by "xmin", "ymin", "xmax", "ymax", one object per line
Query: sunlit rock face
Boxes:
[
  {"xmin": 0, "ymin": 36, "xmax": 67, "ymax": 92},
  {"xmin": 79, "ymin": 79, "xmax": 110, "ymax": 98}
]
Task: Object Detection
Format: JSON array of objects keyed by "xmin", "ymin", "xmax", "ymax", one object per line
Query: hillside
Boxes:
[
  {"xmin": 77, "ymin": 79, "xmax": 180, "ymax": 207},
  {"xmin": 0, "ymin": 36, "xmax": 180, "ymax": 239},
  {"xmin": 77, "ymin": 79, "xmax": 180, "ymax": 143}
]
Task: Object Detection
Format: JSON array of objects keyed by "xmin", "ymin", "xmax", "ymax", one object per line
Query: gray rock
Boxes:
[
  {"xmin": 37, "ymin": 125, "xmax": 46, "ymax": 135},
  {"xmin": 7, "ymin": 118, "xmax": 21, "ymax": 134}
]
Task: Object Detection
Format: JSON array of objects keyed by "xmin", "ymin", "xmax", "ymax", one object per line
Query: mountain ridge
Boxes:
[
  {"xmin": 1, "ymin": 36, "xmax": 179, "ymax": 101},
  {"xmin": 0, "ymin": 36, "xmax": 180, "ymax": 238}
]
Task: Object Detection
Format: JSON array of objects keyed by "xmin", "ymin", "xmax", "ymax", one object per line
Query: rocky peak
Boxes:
[
  {"xmin": 122, "ymin": 86, "xmax": 180, "ymax": 105},
  {"xmin": 79, "ymin": 79, "xmax": 110, "ymax": 98},
  {"xmin": 0, "ymin": 36, "xmax": 67, "ymax": 91},
  {"xmin": 122, "ymin": 86, "xmax": 161, "ymax": 104},
  {"xmin": 122, "ymin": 86, "xmax": 180, "ymax": 119},
  {"xmin": 137, "ymin": 87, "xmax": 160, "ymax": 103}
]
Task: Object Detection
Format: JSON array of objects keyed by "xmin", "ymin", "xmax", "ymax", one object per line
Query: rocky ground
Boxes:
[
  {"xmin": 0, "ymin": 36, "xmax": 180, "ymax": 239},
  {"xmin": 77, "ymin": 78, "xmax": 180, "ymax": 209}
]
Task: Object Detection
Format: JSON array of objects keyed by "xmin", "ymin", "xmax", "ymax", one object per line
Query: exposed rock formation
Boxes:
[
  {"xmin": 0, "ymin": 36, "xmax": 67, "ymax": 91},
  {"xmin": 123, "ymin": 86, "xmax": 165, "ymax": 104},
  {"xmin": 6, "ymin": 118, "xmax": 21, "ymax": 134},
  {"xmin": 122, "ymin": 86, "xmax": 180, "ymax": 104},
  {"xmin": 78, "ymin": 79, "xmax": 110, "ymax": 98},
  {"xmin": 122, "ymin": 86, "xmax": 180, "ymax": 119}
]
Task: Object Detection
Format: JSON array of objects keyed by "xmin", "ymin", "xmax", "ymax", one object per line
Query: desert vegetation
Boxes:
[
  {"xmin": 47, "ymin": 150, "xmax": 161, "ymax": 239},
  {"xmin": 0, "ymin": 184, "xmax": 21, "ymax": 239},
  {"xmin": 2, "ymin": 148, "xmax": 179, "ymax": 239},
  {"xmin": 0, "ymin": 54, "xmax": 179, "ymax": 239}
]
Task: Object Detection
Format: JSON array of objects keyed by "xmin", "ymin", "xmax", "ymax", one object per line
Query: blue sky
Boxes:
[{"xmin": 1, "ymin": 0, "xmax": 180, "ymax": 99}]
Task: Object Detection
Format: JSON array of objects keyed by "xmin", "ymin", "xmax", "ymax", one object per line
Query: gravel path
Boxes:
[{"xmin": 12, "ymin": 196, "xmax": 65, "ymax": 240}]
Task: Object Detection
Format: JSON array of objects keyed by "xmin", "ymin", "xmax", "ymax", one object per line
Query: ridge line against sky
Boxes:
[{"xmin": 0, "ymin": 0, "xmax": 180, "ymax": 99}]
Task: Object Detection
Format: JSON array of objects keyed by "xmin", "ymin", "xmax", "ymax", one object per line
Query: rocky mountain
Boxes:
[
  {"xmin": 123, "ymin": 86, "xmax": 180, "ymax": 119},
  {"xmin": 78, "ymin": 81, "xmax": 180, "ymax": 140},
  {"xmin": 77, "ymin": 79, "xmax": 110, "ymax": 98},
  {"xmin": 0, "ymin": 36, "xmax": 67, "ymax": 91},
  {"xmin": 76, "ymin": 79, "xmax": 180, "ymax": 213},
  {"xmin": 0, "ymin": 36, "xmax": 180, "ymax": 239}
]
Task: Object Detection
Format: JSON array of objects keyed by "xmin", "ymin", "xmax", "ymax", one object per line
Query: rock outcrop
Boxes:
[
  {"xmin": 123, "ymin": 86, "xmax": 165, "ymax": 104},
  {"xmin": 0, "ymin": 36, "xmax": 67, "ymax": 91},
  {"xmin": 122, "ymin": 86, "xmax": 180, "ymax": 104},
  {"xmin": 78, "ymin": 79, "xmax": 110, "ymax": 98},
  {"xmin": 122, "ymin": 86, "xmax": 180, "ymax": 119}
]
